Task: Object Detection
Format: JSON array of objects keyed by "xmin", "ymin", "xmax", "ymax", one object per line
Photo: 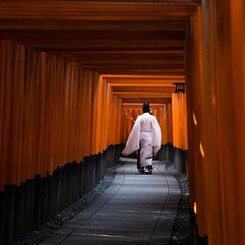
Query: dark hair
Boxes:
[{"xmin": 143, "ymin": 101, "xmax": 150, "ymax": 113}]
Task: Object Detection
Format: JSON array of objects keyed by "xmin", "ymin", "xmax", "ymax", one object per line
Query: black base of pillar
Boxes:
[
  {"xmin": 0, "ymin": 144, "xmax": 121, "ymax": 245},
  {"xmin": 155, "ymin": 144, "xmax": 188, "ymax": 174},
  {"xmin": 172, "ymin": 147, "xmax": 188, "ymax": 174},
  {"xmin": 154, "ymin": 143, "xmax": 174, "ymax": 162},
  {"xmin": 190, "ymin": 209, "xmax": 208, "ymax": 245}
]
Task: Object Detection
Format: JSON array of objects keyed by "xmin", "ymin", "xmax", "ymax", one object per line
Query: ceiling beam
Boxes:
[
  {"xmin": 122, "ymin": 98, "xmax": 171, "ymax": 103},
  {"xmin": 0, "ymin": 20, "xmax": 186, "ymax": 32}
]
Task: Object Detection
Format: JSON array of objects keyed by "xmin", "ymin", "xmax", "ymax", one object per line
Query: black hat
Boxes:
[{"xmin": 143, "ymin": 101, "xmax": 150, "ymax": 113}]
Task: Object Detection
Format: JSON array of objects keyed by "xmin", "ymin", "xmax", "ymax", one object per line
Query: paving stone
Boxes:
[{"xmin": 40, "ymin": 159, "xmax": 180, "ymax": 245}]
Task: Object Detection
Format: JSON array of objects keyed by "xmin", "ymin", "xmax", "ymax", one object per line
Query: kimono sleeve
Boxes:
[
  {"xmin": 151, "ymin": 116, "xmax": 162, "ymax": 156},
  {"xmin": 122, "ymin": 116, "xmax": 141, "ymax": 156}
]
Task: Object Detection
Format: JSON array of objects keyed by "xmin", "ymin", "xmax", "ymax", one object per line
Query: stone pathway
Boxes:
[{"xmin": 40, "ymin": 158, "xmax": 180, "ymax": 245}]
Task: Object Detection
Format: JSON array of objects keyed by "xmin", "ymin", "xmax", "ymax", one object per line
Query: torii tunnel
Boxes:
[{"xmin": 0, "ymin": 1, "xmax": 245, "ymax": 244}]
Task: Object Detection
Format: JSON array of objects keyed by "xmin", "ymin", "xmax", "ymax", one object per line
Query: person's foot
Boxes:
[
  {"xmin": 138, "ymin": 167, "xmax": 145, "ymax": 173},
  {"xmin": 145, "ymin": 166, "xmax": 152, "ymax": 174}
]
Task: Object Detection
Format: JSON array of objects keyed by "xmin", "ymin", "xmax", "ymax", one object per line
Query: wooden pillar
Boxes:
[
  {"xmin": 188, "ymin": 1, "xmax": 245, "ymax": 244},
  {"xmin": 172, "ymin": 92, "xmax": 188, "ymax": 150}
]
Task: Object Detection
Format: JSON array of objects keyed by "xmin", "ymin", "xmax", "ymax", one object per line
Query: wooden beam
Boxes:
[
  {"xmin": 122, "ymin": 98, "xmax": 171, "ymax": 103},
  {"xmin": 0, "ymin": 30, "xmax": 185, "ymax": 40},
  {"xmin": 0, "ymin": 20, "xmax": 186, "ymax": 32},
  {"xmin": 122, "ymin": 103, "xmax": 166, "ymax": 109},
  {"xmin": 103, "ymin": 74, "xmax": 185, "ymax": 78},
  {"xmin": 113, "ymin": 92, "xmax": 173, "ymax": 99},
  {"xmin": 88, "ymin": 68, "xmax": 185, "ymax": 76},
  {"xmin": 0, "ymin": 0, "xmax": 200, "ymax": 3},
  {"xmin": 104, "ymin": 77, "xmax": 185, "ymax": 83},
  {"xmin": 112, "ymin": 87, "xmax": 175, "ymax": 93},
  {"xmin": 0, "ymin": 2, "xmax": 199, "ymax": 17}
]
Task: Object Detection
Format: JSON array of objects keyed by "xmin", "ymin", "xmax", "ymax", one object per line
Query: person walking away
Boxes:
[{"xmin": 122, "ymin": 102, "xmax": 162, "ymax": 174}]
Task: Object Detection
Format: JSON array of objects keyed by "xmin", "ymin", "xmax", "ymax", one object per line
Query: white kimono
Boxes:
[{"xmin": 122, "ymin": 112, "xmax": 162, "ymax": 167}]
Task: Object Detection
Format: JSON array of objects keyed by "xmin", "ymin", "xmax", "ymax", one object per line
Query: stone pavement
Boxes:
[{"xmin": 40, "ymin": 158, "xmax": 180, "ymax": 245}]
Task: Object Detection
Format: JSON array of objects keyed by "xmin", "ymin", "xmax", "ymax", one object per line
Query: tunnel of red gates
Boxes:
[{"xmin": 0, "ymin": 1, "xmax": 245, "ymax": 245}]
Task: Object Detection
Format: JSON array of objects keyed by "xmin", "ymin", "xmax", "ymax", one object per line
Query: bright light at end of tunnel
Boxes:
[
  {"xmin": 193, "ymin": 112, "xmax": 197, "ymax": 126},
  {"xmin": 200, "ymin": 142, "xmax": 205, "ymax": 158},
  {"xmin": 194, "ymin": 202, "xmax": 197, "ymax": 214}
]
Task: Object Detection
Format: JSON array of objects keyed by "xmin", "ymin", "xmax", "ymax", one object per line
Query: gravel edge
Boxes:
[{"xmin": 165, "ymin": 160, "xmax": 192, "ymax": 245}]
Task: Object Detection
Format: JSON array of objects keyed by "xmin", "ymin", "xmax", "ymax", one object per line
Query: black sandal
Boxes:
[{"xmin": 138, "ymin": 167, "xmax": 145, "ymax": 173}]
